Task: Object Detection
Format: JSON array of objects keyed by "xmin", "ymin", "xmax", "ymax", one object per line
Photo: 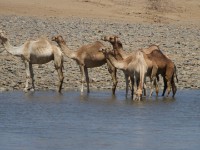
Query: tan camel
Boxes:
[
  {"xmin": 0, "ymin": 30, "xmax": 64, "ymax": 92},
  {"xmin": 51, "ymin": 35, "xmax": 117, "ymax": 94},
  {"xmin": 140, "ymin": 45, "xmax": 161, "ymax": 96},
  {"xmin": 99, "ymin": 47, "xmax": 148, "ymax": 101},
  {"xmin": 102, "ymin": 35, "xmax": 133, "ymax": 98},
  {"xmin": 102, "ymin": 35, "xmax": 159, "ymax": 97}
]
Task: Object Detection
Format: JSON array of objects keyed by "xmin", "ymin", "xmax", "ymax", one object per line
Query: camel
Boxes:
[
  {"xmin": 142, "ymin": 47, "xmax": 177, "ymax": 97},
  {"xmin": 0, "ymin": 30, "xmax": 64, "ymax": 92},
  {"xmin": 51, "ymin": 35, "xmax": 117, "ymax": 94},
  {"xmin": 99, "ymin": 47, "xmax": 148, "ymax": 101},
  {"xmin": 102, "ymin": 35, "xmax": 159, "ymax": 97},
  {"xmin": 103, "ymin": 35, "xmax": 177, "ymax": 97},
  {"xmin": 102, "ymin": 35, "xmax": 133, "ymax": 98},
  {"xmin": 140, "ymin": 45, "xmax": 161, "ymax": 97}
]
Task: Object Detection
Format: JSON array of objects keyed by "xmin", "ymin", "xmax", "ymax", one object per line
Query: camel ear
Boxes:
[
  {"xmin": 0, "ymin": 30, "xmax": 6, "ymax": 36},
  {"xmin": 99, "ymin": 47, "xmax": 107, "ymax": 53},
  {"xmin": 51, "ymin": 36, "xmax": 56, "ymax": 41},
  {"xmin": 114, "ymin": 36, "xmax": 119, "ymax": 42},
  {"xmin": 99, "ymin": 47, "xmax": 104, "ymax": 52},
  {"xmin": 155, "ymin": 43, "xmax": 160, "ymax": 47}
]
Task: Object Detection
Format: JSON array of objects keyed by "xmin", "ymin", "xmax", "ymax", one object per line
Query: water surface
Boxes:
[{"xmin": 0, "ymin": 90, "xmax": 200, "ymax": 150}]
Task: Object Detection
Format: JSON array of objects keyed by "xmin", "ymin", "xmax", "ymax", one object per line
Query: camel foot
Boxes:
[
  {"xmin": 30, "ymin": 88, "xmax": 35, "ymax": 92},
  {"xmin": 133, "ymin": 96, "xmax": 141, "ymax": 101},
  {"xmin": 23, "ymin": 87, "xmax": 35, "ymax": 92},
  {"xmin": 23, "ymin": 88, "xmax": 29, "ymax": 92},
  {"xmin": 57, "ymin": 88, "xmax": 62, "ymax": 93}
]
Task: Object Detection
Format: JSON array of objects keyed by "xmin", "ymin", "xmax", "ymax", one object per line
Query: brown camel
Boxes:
[
  {"xmin": 52, "ymin": 35, "xmax": 117, "ymax": 94},
  {"xmin": 102, "ymin": 35, "xmax": 159, "ymax": 97},
  {"xmin": 0, "ymin": 30, "xmax": 64, "ymax": 92},
  {"xmin": 99, "ymin": 47, "xmax": 148, "ymax": 101},
  {"xmin": 142, "ymin": 47, "xmax": 177, "ymax": 97}
]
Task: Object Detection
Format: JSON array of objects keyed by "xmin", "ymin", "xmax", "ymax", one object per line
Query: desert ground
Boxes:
[
  {"xmin": 0, "ymin": 0, "xmax": 200, "ymax": 24},
  {"xmin": 0, "ymin": 0, "xmax": 200, "ymax": 93}
]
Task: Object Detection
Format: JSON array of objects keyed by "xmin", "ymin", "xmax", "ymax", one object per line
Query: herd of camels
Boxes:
[{"xmin": 0, "ymin": 30, "xmax": 178, "ymax": 101}]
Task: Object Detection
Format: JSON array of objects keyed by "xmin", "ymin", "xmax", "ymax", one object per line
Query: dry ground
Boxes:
[{"xmin": 0, "ymin": 0, "xmax": 200, "ymax": 24}]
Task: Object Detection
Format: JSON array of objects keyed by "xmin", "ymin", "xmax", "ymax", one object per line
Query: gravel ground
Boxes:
[{"xmin": 0, "ymin": 15, "xmax": 199, "ymax": 94}]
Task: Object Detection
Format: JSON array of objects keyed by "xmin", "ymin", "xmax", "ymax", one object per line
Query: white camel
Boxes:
[
  {"xmin": 0, "ymin": 30, "xmax": 64, "ymax": 92},
  {"xmin": 99, "ymin": 47, "xmax": 148, "ymax": 101}
]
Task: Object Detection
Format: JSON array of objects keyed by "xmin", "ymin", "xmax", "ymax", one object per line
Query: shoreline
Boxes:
[{"xmin": 0, "ymin": 15, "xmax": 200, "ymax": 92}]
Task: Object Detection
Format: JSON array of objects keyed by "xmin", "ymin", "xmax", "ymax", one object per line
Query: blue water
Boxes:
[{"xmin": 0, "ymin": 90, "xmax": 200, "ymax": 150}]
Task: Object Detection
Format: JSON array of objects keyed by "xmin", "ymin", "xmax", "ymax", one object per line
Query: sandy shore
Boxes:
[{"xmin": 0, "ymin": 0, "xmax": 200, "ymax": 93}]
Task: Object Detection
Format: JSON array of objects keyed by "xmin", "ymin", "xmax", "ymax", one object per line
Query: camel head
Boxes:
[
  {"xmin": 101, "ymin": 35, "xmax": 123, "ymax": 50},
  {"xmin": 99, "ymin": 47, "xmax": 113, "ymax": 55},
  {"xmin": 0, "ymin": 30, "xmax": 7, "ymax": 45},
  {"xmin": 52, "ymin": 35, "xmax": 66, "ymax": 44},
  {"xmin": 101, "ymin": 35, "xmax": 119, "ymax": 44},
  {"xmin": 99, "ymin": 47, "xmax": 108, "ymax": 53}
]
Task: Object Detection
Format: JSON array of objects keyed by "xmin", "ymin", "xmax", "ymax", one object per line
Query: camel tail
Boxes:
[{"xmin": 174, "ymin": 65, "xmax": 178, "ymax": 83}]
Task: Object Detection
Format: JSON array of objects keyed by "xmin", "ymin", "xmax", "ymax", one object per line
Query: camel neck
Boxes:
[
  {"xmin": 112, "ymin": 43, "xmax": 128, "ymax": 59},
  {"xmin": 59, "ymin": 42, "xmax": 76, "ymax": 59},
  {"xmin": 107, "ymin": 53, "xmax": 125, "ymax": 71},
  {"xmin": 3, "ymin": 39, "xmax": 22, "ymax": 57},
  {"xmin": 112, "ymin": 40, "xmax": 122, "ymax": 49}
]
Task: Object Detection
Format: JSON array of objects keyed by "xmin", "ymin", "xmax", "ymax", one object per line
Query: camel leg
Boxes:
[
  {"xmin": 134, "ymin": 73, "xmax": 142, "ymax": 101},
  {"xmin": 149, "ymin": 76, "xmax": 159, "ymax": 97},
  {"xmin": 171, "ymin": 78, "xmax": 177, "ymax": 97},
  {"xmin": 79, "ymin": 65, "xmax": 85, "ymax": 93},
  {"xmin": 162, "ymin": 77, "xmax": 167, "ymax": 96},
  {"xmin": 166, "ymin": 78, "xmax": 172, "ymax": 97},
  {"xmin": 143, "ymin": 77, "xmax": 147, "ymax": 97},
  {"xmin": 24, "ymin": 61, "xmax": 31, "ymax": 92},
  {"xmin": 84, "ymin": 66, "xmax": 90, "ymax": 93},
  {"xmin": 137, "ymin": 68, "xmax": 146, "ymax": 101},
  {"xmin": 125, "ymin": 74, "xmax": 130, "ymax": 98},
  {"xmin": 55, "ymin": 67, "xmax": 64, "ymax": 93},
  {"xmin": 29, "ymin": 63, "xmax": 35, "ymax": 92},
  {"xmin": 111, "ymin": 68, "xmax": 117, "ymax": 95},
  {"xmin": 54, "ymin": 54, "xmax": 64, "ymax": 93},
  {"xmin": 107, "ymin": 60, "xmax": 117, "ymax": 95},
  {"xmin": 149, "ymin": 77, "xmax": 154, "ymax": 97},
  {"xmin": 171, "ymin": 69, "xmax": 177, "ymax": 97},
  {"xmin": 130, "ymin": 76, "xmax": 134, "ymax": 99},
  {"xmin": 150, "ymin": 64, "xmax": 158, "ymax": 97},
  {"xmin": 135, "ymin": 75, "xmax": 140, "ymax": 100},
  {"xmin": 154, "ymin": 77, "xmax": 159, "ymax": 96},
  {"xmin": 166, "ymin": 68, "xmax": 174, "ymax": 97}
]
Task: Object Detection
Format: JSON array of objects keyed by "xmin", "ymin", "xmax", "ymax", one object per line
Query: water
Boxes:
[{"xmin": 0, "ymin": 90, "xmax": 199, "ymax": 150}]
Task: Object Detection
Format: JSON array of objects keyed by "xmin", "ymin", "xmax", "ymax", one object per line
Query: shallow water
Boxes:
[{"xmin": 0, "ymin": 90, "xmax": 200, "ymax": 150}]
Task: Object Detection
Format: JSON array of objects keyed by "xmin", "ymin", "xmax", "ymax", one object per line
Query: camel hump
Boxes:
[
  {"xmin": 141, "ymin": 44, "xmax": 160, "ymax": 54},
  {"xmin": 93, "ymin": 41, "xmax": 104, "ymax": 47},
  {"xmin": 86, "ymin": 41, "xmax": 104, "ymax": 49}
]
